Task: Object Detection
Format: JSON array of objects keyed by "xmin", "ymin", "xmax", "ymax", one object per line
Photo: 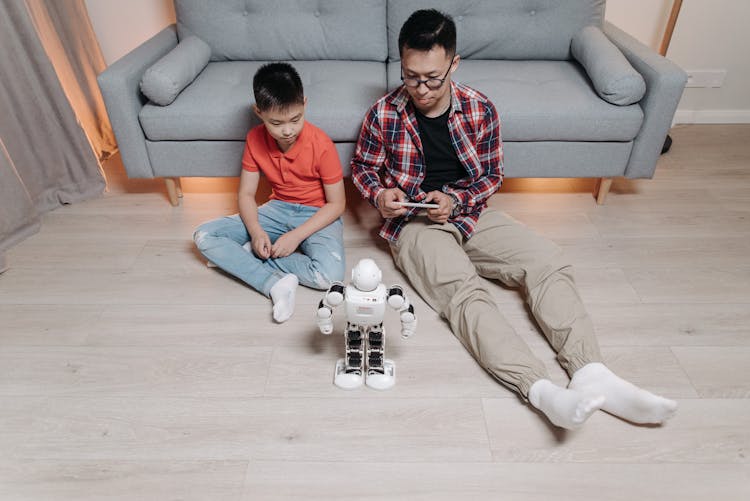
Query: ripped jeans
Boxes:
[{"xmin": 194, "ymin": 200, "xmax": 345, "ymax": 297}]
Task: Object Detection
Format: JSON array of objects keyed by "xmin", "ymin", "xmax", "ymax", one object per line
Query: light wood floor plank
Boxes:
[
  {"xmin": 0, "ymin": 347, "xmax": 273, "ymax": 397},
  {"xmin": 0, "ymin": 459, "xmax": 247, "ymax": 501},
  {"xmin": 672, "ymin": 347, "xmax": 750, "ymax": 398},
  {"xmin": 584, "ymin": 303, "xmax": 750, "ymax": 347},
  {"xmin": 0, "ymin": 397, "xmax": 491, "ymax": 462},
  {"xmin": 239, "ymin": 461, "xmax": 750, "ymax": 501}
]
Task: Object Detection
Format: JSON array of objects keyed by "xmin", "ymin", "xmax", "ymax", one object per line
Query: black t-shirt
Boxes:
[{"xmin": 415, "ymin": 108, "xmax": 467, "ymax": 193}]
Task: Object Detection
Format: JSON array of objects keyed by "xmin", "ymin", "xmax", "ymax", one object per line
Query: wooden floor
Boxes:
[{"xmin": 1, "ymin": 124, "xmax": 749, "ymax": 500}]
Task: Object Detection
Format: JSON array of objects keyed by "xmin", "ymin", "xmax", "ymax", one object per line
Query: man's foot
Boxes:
[
  {"xmin": 269, "ymin": 274, "xmax": 298, "ymax": 323},
  {"xmin": 529, "ymin": 379, "xmax": 604, "ymax": 430},
  {"xmin": 528, "ymin": 379, "xmax": 605, "ymax": 430},
  {"xmin": 569, "ymin": 362, "xmax": 677, "ymax": 424}
]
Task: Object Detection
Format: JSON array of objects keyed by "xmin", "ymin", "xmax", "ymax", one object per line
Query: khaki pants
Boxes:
[{"xmin": 390, "ymin": 208, "xmax": 602, "ymax": 397}]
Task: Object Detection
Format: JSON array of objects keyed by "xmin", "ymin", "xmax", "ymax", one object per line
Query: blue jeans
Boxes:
[{"xmin": 194, "ymin": 200, "xmax": 345, "ymax": 297}]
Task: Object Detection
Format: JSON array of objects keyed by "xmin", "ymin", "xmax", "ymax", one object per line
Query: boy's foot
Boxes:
[
  {"xmin": 528, "ymin": 379, "xmax": 605, "ymax": 430},
  {"xmin": 569, "ymin": 362, "xmax": 678, "ymax": 425},
  {"xmin": 269, "ymin": 274, "xmax": 298, "ymax": 323}
]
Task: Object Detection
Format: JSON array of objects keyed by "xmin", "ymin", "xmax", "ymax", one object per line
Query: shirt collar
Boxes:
[{"xmin": 391, "ymin": 81, "xmax": 463, "ymax": 117}]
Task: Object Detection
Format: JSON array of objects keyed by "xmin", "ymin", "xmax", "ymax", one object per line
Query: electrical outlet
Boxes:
[{"xmin": 685, "ymin": 70, "xmax": 727, "ymax": 88}]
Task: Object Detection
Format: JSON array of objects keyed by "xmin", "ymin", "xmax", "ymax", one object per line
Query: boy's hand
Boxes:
[
  {"xmin": 377, "ymin": 188, "xmax": 408, "ymax": 219},
  {"xmin": 271, "ymin": 231, "xmax": 303, "ymax": 258},
  {"xmin": 249, "ymin": 229, "xmax": 272, "ymax": 259},
  {"xmin": 424, "ymin": 191, "xmax": 453, "ymax": 224}
]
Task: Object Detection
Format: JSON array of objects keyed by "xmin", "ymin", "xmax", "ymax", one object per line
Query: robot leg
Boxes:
[
  {"xmin": 334, "ymin": 322, "xmax": 364, "ymax": 389},
  {"xmin": 365, "ymin": 323, "xmax": 395, "ymax": 390}
]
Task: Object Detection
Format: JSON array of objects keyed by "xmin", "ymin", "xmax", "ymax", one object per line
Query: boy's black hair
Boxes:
[
  {"xmin": 252, "ymin": 62, "xmax": 304, "ymax": 111},
  {"xmin": 398, "ymin": 9, "xmax": 456, "ymax": 56}
]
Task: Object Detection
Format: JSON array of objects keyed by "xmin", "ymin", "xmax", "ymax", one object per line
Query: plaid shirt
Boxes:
[{"xmin": 351, "ymin": 82, "xmax": 504, "ymax": 242}]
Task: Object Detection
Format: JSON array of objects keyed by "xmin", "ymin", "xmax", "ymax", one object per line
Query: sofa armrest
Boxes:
[
  {"xmin": 97, "ymin": 26, "xmax": 178, "ymax": 178},
  {"xmin": 603, "ymin": 22, "xmax": 687, "ymax": 178}
]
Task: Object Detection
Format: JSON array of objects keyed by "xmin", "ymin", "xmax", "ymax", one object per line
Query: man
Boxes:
[{"xmin": 351, "ymin": 9, "xmax": 676, "ymax": 429}]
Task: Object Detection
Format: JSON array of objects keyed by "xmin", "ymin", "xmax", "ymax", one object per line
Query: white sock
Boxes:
[
  {"xmin": 569, "ymin": 362, "xmax": 678, "ymax": 425},
  {"xmin": 528, "ymin": 379, "xmax": 605, "ymax": 430},
  {"xmin": 269, "ymin": 274, "xmax": 298, "ymax": 323}
]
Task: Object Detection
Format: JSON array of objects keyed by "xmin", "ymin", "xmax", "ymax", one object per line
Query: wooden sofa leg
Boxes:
[
  {"xmin": 165, "ymin": 177, "xmax": 181, "ymax": 206},
  {"xmin": 175, "ymin": 177, "xmax": 183, "ymax": 198},
  {"xmin": 595, "ymin": 177, "xmax": 613, "ymax": 205}
]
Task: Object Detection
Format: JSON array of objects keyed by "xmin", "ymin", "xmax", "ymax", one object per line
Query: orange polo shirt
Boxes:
[{"xmin": 241, "ymin": 122, "xmax": 343, "ymax": 208}]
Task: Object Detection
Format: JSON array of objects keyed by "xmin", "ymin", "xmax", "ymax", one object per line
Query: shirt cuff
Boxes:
[{"xmin": 372, "ymin": 187, "xmax": 386, "ymax": 209}]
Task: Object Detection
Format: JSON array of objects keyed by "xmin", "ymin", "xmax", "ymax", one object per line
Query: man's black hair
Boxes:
[
  {"xmin": 252, "ymin": 62, "xmax": 304, "ymax": 111},
  {"xmin": 398, "ymin": 8, "xmax": 456, "ymax": 56}
]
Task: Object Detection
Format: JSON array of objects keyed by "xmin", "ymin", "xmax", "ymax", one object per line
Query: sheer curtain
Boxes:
[
  {"xmin": 0, "ymin": 0, "xmax": 106, "ymax": 269},
  {"xmin": 25, "ymin": 0, "xmax": 117, "ymax": 160}
]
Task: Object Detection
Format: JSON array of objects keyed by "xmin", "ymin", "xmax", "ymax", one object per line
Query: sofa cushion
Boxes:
[
  {"xmin": 175, "ymin": 0, "xmax": 387, "ymax": 62},
  {"xmin": 387, "ymin": 60, "xmax": 643, "ymax": 142},
  {"xmin": 571, "ymin": 25, "xmax": 646, "ymax": 105},
  {"xmin": 140, "ymin": 35, "xmax": 211, "ymax": 106},
  {"xmin": 139, "ymin": 60, "xmax": 387, "ymax": 143},
  {"xmin": 387, "ymin": 0, "xmax": 605, "ymax": 61}
]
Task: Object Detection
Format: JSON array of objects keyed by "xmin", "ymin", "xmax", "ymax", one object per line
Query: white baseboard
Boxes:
[{"xmin": 674, "ymin": 109, "xmax": 750, "ymax": 124}]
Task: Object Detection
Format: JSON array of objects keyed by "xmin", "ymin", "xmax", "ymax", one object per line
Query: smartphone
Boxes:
[{"xmin": 393, "ymin": 201, "xmax": 440, "ymax": 209}]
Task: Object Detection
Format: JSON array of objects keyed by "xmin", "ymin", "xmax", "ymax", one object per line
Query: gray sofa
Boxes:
[{"xmin": 98, "ymin": 0, "xmax": 687, "ymax": 206}]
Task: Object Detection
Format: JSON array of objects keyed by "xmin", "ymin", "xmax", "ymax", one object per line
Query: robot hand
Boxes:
[
  {"xmin": 317, "ymin": 282, "xmax": 345, "ymax": 335},
  {"xmin": 388, "ymin": 285, "xmax": 416, "ymax": 339},
  {"xmin": 317, "ymin": 304, "xmax": 333, "ymax": 335},
  {"xmin": 400, "ymin": 309, "xmax": 417, "ymax": 339}
]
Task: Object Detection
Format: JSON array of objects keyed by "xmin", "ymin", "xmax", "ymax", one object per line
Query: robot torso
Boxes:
[{"xmin": 344, "ymin": 283, "xmax": 386, "ymax": 326}]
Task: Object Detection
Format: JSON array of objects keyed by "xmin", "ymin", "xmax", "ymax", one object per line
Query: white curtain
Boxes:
[{"xmin": 0, "ymin": 0, "xmax": 106, "ymax": 267}]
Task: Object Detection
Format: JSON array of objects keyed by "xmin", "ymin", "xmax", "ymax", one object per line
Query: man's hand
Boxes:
[
  {"xmin": 249, "ymin": 229, "xmax": 272, "ymax": 259},
  {"xmin": 376, "ymin": 188, "xmax": 408, "ymax": 219},
  {"xmin": 271, "ymin": 231, "xmax": 303, "ymax": 258},
  {"xmin": 423, "ymin": 191, "xmax": 454, "ymax": 224}
]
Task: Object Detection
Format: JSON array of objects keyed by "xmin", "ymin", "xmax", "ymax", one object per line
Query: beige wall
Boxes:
[
  {"xmin": 606, "ymin": 0, "xmax": 672, "ymax": 48},
  {"xmin": 665, "ymin": 1, "xmax": 750, "ymax": 123},
  {"xmin": 86, "ymin": 0, "xmax": 749, "ymax": 123},
  {"xmin": 607, "ymin": 0, "xmax": 750, "ymax": 123},
  {"xmin": 85, "ymin": 0, "xmax": 174, "ymax": 65}
]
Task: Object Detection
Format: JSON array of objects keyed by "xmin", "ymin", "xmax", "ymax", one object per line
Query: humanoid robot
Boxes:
[{"xmin": 316, "ymin": 258, "xmax": 416, "ymax": 390}]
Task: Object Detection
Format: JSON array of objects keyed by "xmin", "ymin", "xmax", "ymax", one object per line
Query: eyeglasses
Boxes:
[{"xmin": 401, "ymin": 54, "xmax": 455, "ymax": 90}]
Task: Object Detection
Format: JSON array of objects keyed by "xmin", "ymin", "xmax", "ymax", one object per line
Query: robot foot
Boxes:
[
  {"xmin": 334, "ymin": 358, "xmax": 364, "ymax": 390},
  {"xmin": 365, "ymin": 359, "xmax": 395, "ymax": 390}
]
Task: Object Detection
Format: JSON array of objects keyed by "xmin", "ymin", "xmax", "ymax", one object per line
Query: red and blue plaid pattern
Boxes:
[{"xmin": 351, "ymin": 82, "xmax": 504, "ymax": 242}]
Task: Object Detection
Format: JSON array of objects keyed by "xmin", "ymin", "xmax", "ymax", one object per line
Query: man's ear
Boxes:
[
  {"xmin": 450, "ymin": 54, "xmax": 461, "ymax": 74},
  {"xmin": 253, "ymin": 105, "xmax": 262, "ymax": 119}
]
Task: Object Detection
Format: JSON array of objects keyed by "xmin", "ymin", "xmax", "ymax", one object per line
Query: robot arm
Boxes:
[
  {"xmin": 386, "ymin": 285, "xmax": 417, "ymax": 339},
  {"xmin": 317, "ymin": 281, "xmax": 345, "ymax": 335}
]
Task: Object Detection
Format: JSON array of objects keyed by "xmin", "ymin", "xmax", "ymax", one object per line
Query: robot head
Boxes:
[{"xmin": 351, "ymin": 258, "xmax": 382, "ymax": 292}]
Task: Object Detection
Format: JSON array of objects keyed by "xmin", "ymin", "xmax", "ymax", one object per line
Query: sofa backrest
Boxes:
[
  {"xmin": 387, "ymin": 0, "xmax": 605, "ymax": 61},
  {"xmin": 175, "ymin": 0, "xmax": 387, "ymax": 62}
]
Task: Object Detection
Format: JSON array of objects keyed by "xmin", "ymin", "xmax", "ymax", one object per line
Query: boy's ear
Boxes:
[
  {"xmin": 253, "ymin": 104, "xmax": 263, "ymax": 119},
  {"xmin": 304, "ymin": 96, "xmax": 308, "ymax": 107}
]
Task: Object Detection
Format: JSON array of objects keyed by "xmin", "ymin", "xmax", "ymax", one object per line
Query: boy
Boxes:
[{"xmin": 194, "ymin": 63, "xmax": 346, "ymax": 323}]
